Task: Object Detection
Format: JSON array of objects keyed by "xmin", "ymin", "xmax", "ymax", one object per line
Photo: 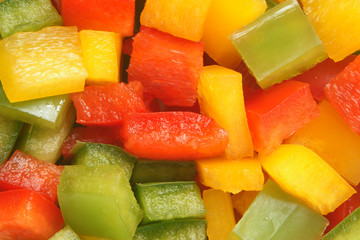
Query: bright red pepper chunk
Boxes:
[
  {"xmin": 61, "ymin": 0, "xmax": 135, "ymax": 37},
  {"xmin": 324, "ymin": 55, "xmax": 360, "ymax": 134},
  {"xmin": 121, "ymin": 111, "xmax": 228, "ymax": 160},
  {"xmin": 0, "ymin": 150, "xmax": 63, "ymax": 204},
  {"xmin": 245, "ymin": 80, "xmax": 320, "ymax": 154},
  {"xmin": 71, "ymin": 82, "xmax": 147, "ymax": 127},
  {"xmin": 127, "ymin": 26, "xmax": 203, "ymax": 107},
  {"xmin": 0, "ymin": 189, "xmax": 64, "ymax": 240}
]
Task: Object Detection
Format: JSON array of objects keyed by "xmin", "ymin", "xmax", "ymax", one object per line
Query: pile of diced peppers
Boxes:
[{"xmin": 0, "ymin": 0, "xmax": 360, "ymax": 239}]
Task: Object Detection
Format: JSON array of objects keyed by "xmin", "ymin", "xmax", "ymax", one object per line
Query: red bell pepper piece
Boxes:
[
  {"xmin": 127, "ymin": 26, "xmax": 203, "ymax": 107},
  {"xmin": 0, "ymin": 189, "xmax": 64, "ymax": 240},
  {"xmin": 61, "ymin": 0, "xmax": 135, "ymax": 37},
  {"xmin": 324, "ymin": 55, "xmax": 360, "ymax": 134},
  {"xmin": 121, "ymin": 111, "xmax": 228, "ymax": 160},
  {"xmin": 0, "ymin": 150, "xmax": 63, "ymax": 204},
  {"xmin": 61, "ymin": 126, "xmax": 123, "ymax": 160},
  {"xmin": 294, "ymin": 55, "xmax": 356, "ymax": 101},
  {"xmin": 245, "ymin": 80, "xmax": 320, "ymax": 153},
  {"xmin": 71, "ymin": 82, "xmax": 147, "ymax": 127}
]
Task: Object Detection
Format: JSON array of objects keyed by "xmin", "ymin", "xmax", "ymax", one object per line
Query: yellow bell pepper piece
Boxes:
[
  {"xmin": 80, "ymin": 30, "xmax": 121, "ymax": 85},
  {"xmin": 231, "ymin": 190, "xmax": 259, "ymax": 217},
  {"xmin": 301, "ymin": 0, "xmax": 360, "ymax": 61},
  {"xmin": 140, "ymin": 0, "xmax": 211, "ymax": 42},
  {"xmin": 287, "ymin": 100, "xmax": 360, "ymax": 186},
  {"xmin": 0, "ymin": 26, "xmax": 87, "ymax": 102},
  {"xmin": 202, "ymin": 0, "xmax": 266, "ymax": 69},
  {"xmin": 203, "ymin": 189, "xmax": 236, "ymax": 240},
  {"xmin": 260, "ymin": 144, "xmax": 355, "ymax": 215},
  {"xmin": 196, "ymin": 156, "xmax": 264, "ymax": 194},
  {"xmin": 198, "ymin": 65, "xmax": 253, "ymax": 159}
]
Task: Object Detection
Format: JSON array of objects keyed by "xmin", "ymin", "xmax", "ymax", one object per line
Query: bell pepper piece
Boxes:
[
  {"xmin": 293, "ymin": 55, "xmax": 356, "ymax": 101},
  {"xmin": 260, "ymin": 144, "xmax": 355, "ymax": 215},
  {"xmin": 80, "ymin": 30, "xmax": 121, "ymax": 85},
  {"xmin": 140, "ymin": 0, "xmax": 211, "ymax": 42},
  {"xmin": 301, "ymin": 0, "xmax": 360, "ymax": 61},
  {"xmin": 322, "ymin": 206, "xmax": 360, "ymax": 240},
  {"xmin": 61, "ymin": 126, "xmax": 122, "ymax": 160},
  {"xmin": 324, "ymin": 54, "xmax": 360, "ymax": 134},
  {"xmin": 70, "ymin": 82, "xmax": 147, "ymax": 127},
  {"xmin": 232, "ymin": 191, "xmax": 259, "ymax": 217},
  {"xmin": 246, "ymin": 80, "xmax": 319, "ymax": 154},
  {"xmin": 128, "ymin": 26, "xmax": 203, "ymax": 107},
  {"xmin": 130, "ymin": 160, "xmax": 197, "ymax": 185},
  {"xmin": 0, "ymin": 26, "xmax": 87, "ymax": 102},
  {"xmin": 198, "ymin": 65, "xmax": 253, "ymax": 159},
  {"xmin": 196, "ymin": 157, "xmax": 264, "ymax": 193},
  {"xmin": 230, "ymin": 0, "xmax": 327, "ymax": 89},
  {"xmin": 49, "ymin": 225, "xmax": 81, "ymax": 240},
  {"xmin": 134, "ymin": 181, "xmax": 205, "ymax": 224},
  {"xmin": 57, "ymin": 165, "xmax": 143, "ymax": 240},
  {"xmin": 0, "ymin": 0, "xmax": 62, "ymax": 38},
  {"xmin": 202, "ymin": 0, "xmax": 266, "ymax": 69},
  {"xmin": 61, "ymin": 0, "xmax": 135, "ymax": 37},
  {"xmin": 71, "ymin": 142, "xmax": 136, "ymax": 180},
  {"xmin": 0, "ymin": 150, "xmax": 63, "ymax": 204},
  {"xmin": 120, "ymin": 111, "xmax": 229, "ymax": 160},
  {"xmin": 228, "ymin": 180, "xmax": 328, "ymax": 240},
  {"xmin": 203, "ymin": 189, "xmax": 236, "ymax": 240},
  {"xmin": 0, "ymin": 83, "xmax": 72, "ymax": 129},
  {"xmin": 0, "ymin": 189, "xmax": 64, "ymax": 240},
  {"xmin": 0, "ymin": 114, "xmax": 22, "ymax": 164},
  {"xmin": 134, "ymin": 219, "xmax": 207, "ymax": 240},
  {"xmin": 16, "ymin": 105, "xmax": 75, "ymax": 163},
  {"xmin": 287, "ymin": 100, "xmax": 360, "ymax": 186}
]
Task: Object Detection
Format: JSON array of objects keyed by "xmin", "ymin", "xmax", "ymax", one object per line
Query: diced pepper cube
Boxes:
[
  {"xmin": 134, "ymin": 181, "xmax": 206, "ymax": 224},
  {"xmin": 203, "ymin": 189, "xmax": 236, "ymax": 240},
  {"xmin": 0, "ymin": 114, "xmax": 22, "ymax": 164},
  {"xmin": 232, "ymin": 191, "xmax": 259, "ymax": 217},
  {"xmin": 287, "ymin": 100, "xmax": 360, "ymax": 186},
  {"xmin": 228, "ymin": 180, "xmax": 328, "ymax": 240},
  {"xmin": 0, "ymin": 189, "xmax": 64, "ymax": 240},
  {"xmin": 140, "ymin": 0, "xmax": 211, "ymax": 42},
  {"xmin": 260, "ymin": 144, "xmax": 355, "ymax": 215},
  {"xmin": 61, "ymin": 0, "xmax": 135, "ymax": 37},
  {"xmin": 196, "ymin": 157, "xmax": 264, "ymax": 193},
  {"xmin": 0, "ymin": 150, "xmax": 63, "ymax": 204},
  {"xmin": 202, "ymin": 0, "xmax": 266, "ymax": 69},
  {"xmin": 301, "ymin": 0, "xmax": 360, "ymax": 61},
  {"xmin": 245, "ymin": 80, "xmax": 319, "ymax": 154},
  {"xmin": 128, "ymin": 26, "xmax": 203, "ymax": 107},
  {"xmin": 80, "ymin": 30, "xmax": 121, "ymax": 85},
  {"xmin": 198, "ymin": 65, "xmax": 253, "ymax": 159},
  {"xmin": 49, "ymin": 225, "xmax": 81, "ymax": 240},
  {"xmin": 0, "ymin": 0, "xmax": 62, "ymax": 38},
  {"xmin": 230, "ymin": 0, "xmax": 327, "ymax": 89},
  {"xmin": 120, "ymin": 111, "xmax": 229, "ymax": 160},
  {"xmin": 0, "ymin": 26, "xmax": 87, "ymax": 102},
  {"xmin": 324, "ymin": 55, "xmax": 360, "ymax": 134}
]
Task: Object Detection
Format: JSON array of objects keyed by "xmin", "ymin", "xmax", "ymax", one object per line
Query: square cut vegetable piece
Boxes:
[
  {"xmin": 128, "ymin": 27, "xmax": 203, "ymax": 107},
  {"xmin": 260, "ymin": 144, "xmax": 355, "ymax": 215},
  {"xmin": 230, "ymin": 0, "xmax": 327, "ymax": 89},
  {"xmin": 198, "ymin": 65, "xmax": 253, "ymax": 159},
  {"xmin": 228, "ymin": 180, "xmax": 328, "ymax": 240},
  {"xmin": 202, "ymin": 0, "xmax": 266, "ymax": 69},
  {"xmin": 0, "ymin": 26, "xmax": 87, "ymax": 103},
  {"xmin": 140, "ymin": 0, "xmax": 211, "ymax": 42},
  {"xmin": 61, "ymin": 0, "xmax": 135, "ymax": 37},
  {"xmin": 301, "ymin": 0, "xmax": 360, "ymax": 62},
  {"xmin": 80, "ymin": 30, "xmax": 121, "ymax": 85},
  {"xmin": 58, "ymin": 165, "xmax": 143, "ymax": 240},
  {"xmin": 245, "ymin": 80, "xmax": 320, "ymax": 154},
  {"xmin": 287, "ymin": 100, "xmax": 360, "ymax": 186},
  {"xmin": 0, "ymin": 0, "xmax": 62, "ymax": 38}
]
